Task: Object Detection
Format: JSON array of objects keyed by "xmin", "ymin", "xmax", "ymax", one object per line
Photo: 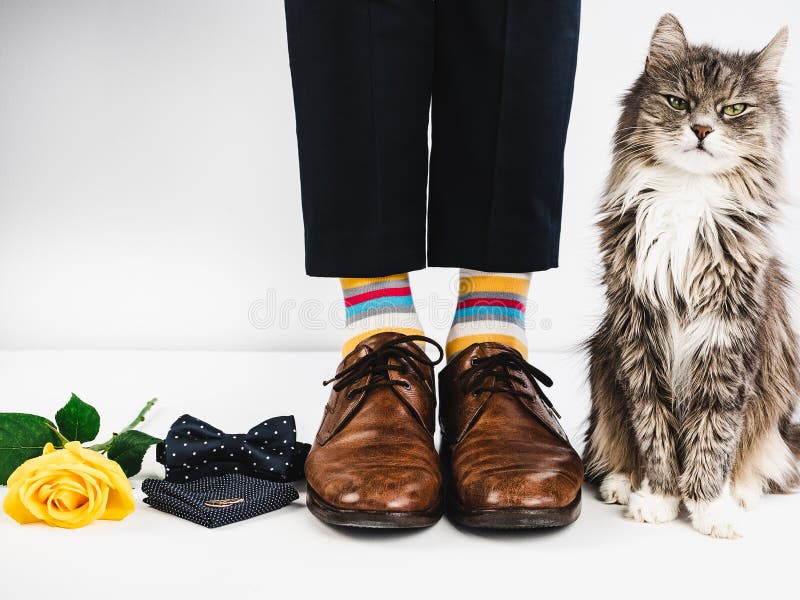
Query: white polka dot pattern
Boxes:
[
  {"xmin": 142, "ymin": 473, "xmax": 299, "ymax": 528},
  {"xmin": 155, "ymin": 414, "xmax": 311, "ymax": 483}
]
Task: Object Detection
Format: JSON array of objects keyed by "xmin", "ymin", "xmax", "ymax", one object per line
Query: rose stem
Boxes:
[
  {"xmin": 88, "ymin": 398, "xmax": 159, "ymax": 452},
  {"xmin": 45, "ymin": 421, "xmax": 71, "ymax": 446}
]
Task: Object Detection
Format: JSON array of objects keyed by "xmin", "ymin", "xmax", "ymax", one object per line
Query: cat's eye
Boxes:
[
  {"xmin": 722, "ymin": 103, "xmax": 748, "ymax": 117},
  {"xmin": 666, "ymin": 95, "xmax": 690, "ymax": 111}
]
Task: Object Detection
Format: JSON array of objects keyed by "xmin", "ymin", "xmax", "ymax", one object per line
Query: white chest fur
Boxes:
[
  {"xmin": 623, "ymin": 167, "xmax": 736, "ymax": 306},
  {"xmin": 620, "ymin": 167, "xmax": 746, "ymax": 397}
]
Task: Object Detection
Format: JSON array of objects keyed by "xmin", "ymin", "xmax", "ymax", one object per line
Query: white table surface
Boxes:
[{"xmin": 0, "ymin": 349, "xmax": 796, "ymax": 599}]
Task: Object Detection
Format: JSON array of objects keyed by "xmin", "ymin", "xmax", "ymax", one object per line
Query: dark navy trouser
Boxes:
[{"xmin": 285, "ymin": 0, "xmax": 581, "ymax": 277}]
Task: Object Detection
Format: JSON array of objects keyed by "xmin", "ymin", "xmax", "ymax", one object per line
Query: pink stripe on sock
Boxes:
[
  {"xmin": 344, "ymin": 286, "xmax": 413, "ymax": 307},
  {"xmin": 456, "ymin": 298, "xmax": 526, "ymax": 311}
]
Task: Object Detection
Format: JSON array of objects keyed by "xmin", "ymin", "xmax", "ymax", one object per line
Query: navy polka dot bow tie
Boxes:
[{"xmin": 155, "ymin": 414, "xmax": 311, "ymax": 483}]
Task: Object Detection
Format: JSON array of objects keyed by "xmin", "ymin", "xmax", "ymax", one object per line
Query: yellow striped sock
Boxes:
[
  {"xmin": 340, "ymin": 273, "xmax": 424, "ymax": 356},
  {"xmin": 446, "ymin": 269, "xmax": 531, "ymax": 361}
]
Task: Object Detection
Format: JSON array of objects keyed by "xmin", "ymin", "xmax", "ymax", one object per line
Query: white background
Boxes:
[
  {"xmin": 1, "ymin": 0, "xmax": 798, "ymax": 352},
  {"xmin": 2, "ymin": 3, "xmax": 800, "ymax": 599}
]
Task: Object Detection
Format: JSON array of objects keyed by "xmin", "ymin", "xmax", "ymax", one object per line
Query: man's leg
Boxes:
[
  {"xmin": 432, "ymin": 0, "xmax": 584, "ymax": 529},
  {"xmin": 428, "ymin": 0, "xmax": 580, "ymax": 272},
  {"xmin": 285, "ymin": 0, "xmax": 433, "ymax": 277},
  {"xmin": 284, "ymin": 1, "xmax": 442, "ymax": 529}
]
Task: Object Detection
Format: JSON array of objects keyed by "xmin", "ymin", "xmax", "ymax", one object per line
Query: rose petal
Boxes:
[
  {"xmin": 2, "ymin": 483, "xmax": 39, "ymax": 524},
  {"xmin": 103, "ymin": 485, "xmax": 136, "ymax": 520},
  {"xmin": 18, "ymin": 477, "xmax": 50, "ymax": 522},
  {"xmin": 53, "ymin": 488, "xmax": 87, "ymax": 511}
]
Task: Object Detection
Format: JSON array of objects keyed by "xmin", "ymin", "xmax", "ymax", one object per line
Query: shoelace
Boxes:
[
  {"xmin": 457, "ymin": 351, "xmax": 561, "ymax": 419},
  {"xmin": 323, "ymin": 335, "xmax": 444, "ymax": 401}
]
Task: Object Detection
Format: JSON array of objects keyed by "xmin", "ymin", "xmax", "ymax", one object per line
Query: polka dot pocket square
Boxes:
[{"xmin": 142, "ymin": 473, "xmax": 299, "ymax": 528}]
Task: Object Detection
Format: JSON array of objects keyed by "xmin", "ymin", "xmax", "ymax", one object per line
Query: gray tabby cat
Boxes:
[{"xmin": 585, "ymin": 14, "xmax": 799, "ymax": 538}]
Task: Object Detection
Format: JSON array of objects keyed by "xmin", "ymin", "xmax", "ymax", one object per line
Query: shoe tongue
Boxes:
[
  {"xmin": 453, "ymin": 341, "xmax": 523, "ymax": 365},
  {"xmin": 475, "ymin": 342, "xmax": 523, "ymax": 359},
  {"xmin": 443, "ymin": 341, "xmax": 523, "ymax": 381},
  {"xmin": 358, "ymin": 331, "xmax": 407, "ymax": 350},
  {"xmin": 352, "ymin": 332, "xmax": 428, "ymax": 382},
  {"xmin": 357, "ymin": 331, "xmax": 425, "ymax": 357}
]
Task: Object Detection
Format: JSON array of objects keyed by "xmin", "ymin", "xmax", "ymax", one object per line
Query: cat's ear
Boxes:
[
  {"xmin": 646, "ymin": 14, "xmax": 689, "ymax": 76},
  {"xmin": 755, "ymin": 26, "xmax": 789, "ymax": 79}
]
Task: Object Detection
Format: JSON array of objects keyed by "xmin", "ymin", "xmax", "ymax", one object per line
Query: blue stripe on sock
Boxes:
[
  {"xmin": 346, "ymin": 296, "xmax": 415, "ymax": 320},
  {"xmin": 453, "ymin": 306, "xmax": 525, "ymax": 323}
]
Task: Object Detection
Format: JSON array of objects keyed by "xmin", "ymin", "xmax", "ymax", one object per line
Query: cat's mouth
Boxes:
[{"xmin": 687, "ymin": 144, "xmax": 713, "ymax": 156}]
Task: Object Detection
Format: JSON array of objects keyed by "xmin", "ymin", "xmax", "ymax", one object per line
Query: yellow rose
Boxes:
[{"xmin": 3, "ymin": 441, "xmax": 135, "ymax": 528}]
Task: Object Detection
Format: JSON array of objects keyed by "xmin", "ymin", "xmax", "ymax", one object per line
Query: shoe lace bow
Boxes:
[
  {"xmin": 457, "ymin": 351, "xmax": 560, "ymax": 419},
  {"xmin": 323, "ymin": 335, "xmax": 444, "ymax": 401}
]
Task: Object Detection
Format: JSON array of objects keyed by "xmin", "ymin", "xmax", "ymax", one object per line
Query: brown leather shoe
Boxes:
[
  {"xmin": 439, "ymin": 342, "xmax": 583, "ymax": 529},
  {"xmin": 305, "ymin": 332, "xmax": 445, "ymax": 528}
]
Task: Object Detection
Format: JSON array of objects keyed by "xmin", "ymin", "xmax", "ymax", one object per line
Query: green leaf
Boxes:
[
  {"xmin": 0, "ymin": 413, "xmax": 62, "ymax": 485},
  {"xmin": 106, "ymin": 430, "xmax": 162, "ymax": 477},
  {"xmin": 55, "ymin": 394, "xmax": 100, "ymax": 443}
]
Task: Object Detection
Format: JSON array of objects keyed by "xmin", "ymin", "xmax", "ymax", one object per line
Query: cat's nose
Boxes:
[{"xmin": 691, "ymin": 124, "xmax": 713, "ymax": 141}]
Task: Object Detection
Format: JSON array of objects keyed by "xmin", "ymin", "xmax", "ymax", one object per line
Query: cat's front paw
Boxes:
[
  {"xmin": 731, "ymin": 478, "xmax": 763, "ymax": 511},
  {"xmin": 600, "ymin": 472, "xmax": 633, "ymax": 505},
  {"xmin": 685, "ymin": 494, "xmax": 743, "ymax": 539},
  {"xmin": 626, "ymin": 480, "xmax": 680, "ymax": 524}
]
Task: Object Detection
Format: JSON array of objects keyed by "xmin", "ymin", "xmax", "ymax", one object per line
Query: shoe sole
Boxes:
[
  {"xmin": 447, "ymin": 489, "xmax": 581, "ymax": 530},
  {"xmin": 306, "ymin": 485, "xmax": 444, "ymax": 529}
]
